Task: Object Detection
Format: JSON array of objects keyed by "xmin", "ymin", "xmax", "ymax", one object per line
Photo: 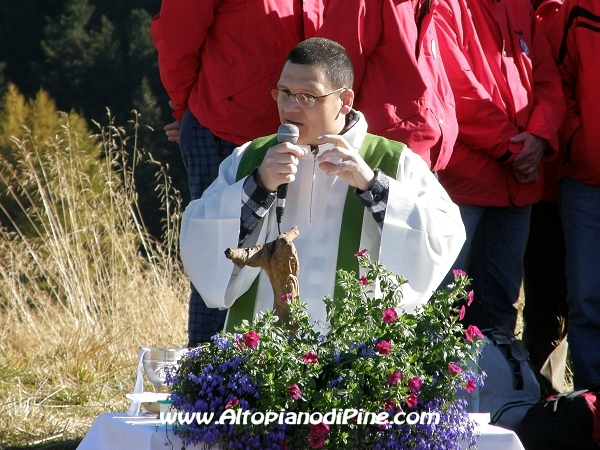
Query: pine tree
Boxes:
[{"xmin": 39, "ymin": 0, "xmax": 124, "ymax": 123}]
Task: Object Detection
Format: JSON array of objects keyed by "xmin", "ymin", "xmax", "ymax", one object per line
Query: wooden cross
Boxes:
[{"xmin": 224, "ymin": 226, "xmax": 300, "ymax": 327}]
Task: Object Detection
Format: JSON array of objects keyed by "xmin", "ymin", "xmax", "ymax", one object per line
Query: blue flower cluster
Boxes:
[
  {"xmin": 369, "ymin": 398, "xmax": 476, "ymax": 450},
  {"xmin": 168, "ymin": 350, "xmax": 290, "ymax": 450}
]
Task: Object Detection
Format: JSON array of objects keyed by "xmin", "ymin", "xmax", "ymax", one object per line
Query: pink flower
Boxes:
[
  {"xmin": 309, "ymin": 422, "xmax": 330, "ymax": 437},
  {"xmin": 235, "ymin": 335, "xmax": 243, "ymax": 351},
  {"xmin": 467, "ymin": 290, "xmax": 474, "ymax": 306},
  {"xmin": 383, "ymin": 400, "xmax": 395, "ymax": 410},
  {"xmin": 459, "ymin": 305, "xmax": 466, "ymax": 321},
  {"xmin": 453, "ymin": 269, "xmax": 467, "ymax": 277},
  {"xmin": 243, "ymin": 330, "xmax": 260, "ymax": 348},
  {"xmin": 308, "ymin": 434, "xmax": 325, "ymax": 449},
  {"xmin": 354, "ymin": 248, "xmax": 368, "ymax": 257},
  {"xmin": 464, "ymin": 324, "xmax": 484, "ymax": 341},
  {"xmin": 406, "ymin": 393, "xmax": 418, "ymax": 408},
  {"xmin": 225, "ymin": 397, "xmax": 239, "ymax": 409},
  {"xmin": 382, "ymin": 308, "xmax": 398, "ymax": 324},
  {"xmin": 279, "ymin": 293, "xmax": 292, "ymax": 302},
  {"xmin": 376, "ymin": 340, "xmax": 392, "ymax": 355},
  {"xmin": 448, "ymin": 363, "xmax": 462, "ymax": 374},
  {"xmin": 286, "ymin": 384, "xmax": 301, "ymax": 400},
  {"xmin": 378, "ymin": 420, "xmax": 391, "ymax": 430},
  {"xmin": 407, "ymin": 376, "xmax": 423, "ymax": 392},
  {"xmin": 302, "ymin": 351, "xmax": 319, "ymax": 365},
  {"xmin": 465, "ymin": 379, "xmax": 477, "ymax": 393},
  {"xmin": 359, "ymin": 275, "xmax": 369, "ymax": 286},
  {"xmin": 388, "ymin": 370, "xmax": 403, "ymax": 386}
]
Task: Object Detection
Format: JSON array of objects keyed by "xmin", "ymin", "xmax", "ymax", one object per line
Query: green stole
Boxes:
[{"xmin": 225, "ymin": 133, "xmax": 405, "ymax": 331}]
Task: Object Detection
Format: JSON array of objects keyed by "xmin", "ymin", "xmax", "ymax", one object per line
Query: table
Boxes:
[{"xmin": 77, "ymin": 412, "xmax": 524, "ymax": 450}]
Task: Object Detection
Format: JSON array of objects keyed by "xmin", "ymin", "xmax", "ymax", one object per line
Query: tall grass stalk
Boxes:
[{"xmin": 0, "ymin": 112, "xmax": 188, "ymax": 447}]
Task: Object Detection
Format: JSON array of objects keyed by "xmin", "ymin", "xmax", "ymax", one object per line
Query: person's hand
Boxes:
[
  {"xmin": 510, "ymin": 132, "xmax": 548, "ymax": 183},
  {"xmin": 255, "ymin": 143, "xmax": 309, "ymax": 192},
  {"xmin": 316, "ymin": 135, "xmax": 375, "ymax": 191},
  {"xmin": 164, "ymin": 120, "xmax": 181, "ymax": 143}
]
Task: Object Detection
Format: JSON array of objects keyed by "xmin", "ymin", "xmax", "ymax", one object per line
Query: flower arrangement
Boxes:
[{"xmin": 166, "ymin": 252, "xmax": 484, "ymax": 449}]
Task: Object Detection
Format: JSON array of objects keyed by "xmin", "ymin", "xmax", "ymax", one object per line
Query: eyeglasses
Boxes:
[{"xmin": 269, "ymin": 86, "xmax": 345, "ymax": 107}]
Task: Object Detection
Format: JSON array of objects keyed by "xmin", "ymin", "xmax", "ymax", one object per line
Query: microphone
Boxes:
[{"xmin": 275, "ymin": 123, "xmax": 299, "ymax": 232}]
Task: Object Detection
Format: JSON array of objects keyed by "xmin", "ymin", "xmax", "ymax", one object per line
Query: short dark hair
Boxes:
[{"xmin": 286, "ymin": 37, "xmax": 354, "ymax": 90}]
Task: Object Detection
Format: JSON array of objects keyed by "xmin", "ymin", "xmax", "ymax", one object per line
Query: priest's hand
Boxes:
[
  {"xmin": 316, "ymin": 135, "xmax": 375, "ymax": 191},
  {"xmin": 256, "ymin": 142, "xmax": 309, "ymax": 192}
]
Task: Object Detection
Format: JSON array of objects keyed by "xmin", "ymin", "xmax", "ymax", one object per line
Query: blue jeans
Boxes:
[
  {"xmin": 440, "ymin": 204, "xmax": 531, "ymax": 332},
  {"xmin": 179, "ymin": 110, "xmax": 236, "ymax": 347},
  {"xmin": 560, "ymin": 176, "xmax": 600, "ymax": 389}
]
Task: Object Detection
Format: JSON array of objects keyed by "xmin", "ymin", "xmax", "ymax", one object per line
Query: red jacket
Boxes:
[
  {"xmin": 151, "ymin": 1, "xmax": 321, "ymax": 145},
  {"xmin": 536, "ymin": 0, "xmax": 565, "ymax": 203},
  {"xmin": 434, "ymin": 0, "xmax": 565, "ymax": 206},
  {"xmin": 536, "ymin": 0, "xmax": 564, "ymax": 34},
  {"xmin": 546, "ymin": 0, "xmax": 600, "ymax": 188},
  {"xmin": 317, "ymin": 0, "xmax": 458, "ymax": 171}
]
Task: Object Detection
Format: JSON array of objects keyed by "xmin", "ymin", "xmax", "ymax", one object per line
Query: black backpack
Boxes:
[
  {"xmin": 520, "ymin": 382, "xmax": 600, "ymax": 450},
  {"xmin": 458, "ymin": 326, "xmax": 542, "ymax": 432}
]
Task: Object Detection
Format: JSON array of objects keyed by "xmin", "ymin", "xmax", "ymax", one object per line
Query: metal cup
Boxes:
[{"xmin": 142, "ymin": 348, "xmax": 187, "ymax": 393}]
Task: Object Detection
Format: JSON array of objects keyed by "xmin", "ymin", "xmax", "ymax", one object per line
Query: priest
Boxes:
[{"xmin": 180, "ymin": 37, "xmax": 466, "ymax": 332}]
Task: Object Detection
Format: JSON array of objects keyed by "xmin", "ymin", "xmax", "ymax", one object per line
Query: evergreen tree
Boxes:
[
  {"xmin": 0, "ymin": 0, "xmax": 64, "ymax": 96},
  {"xmin": 39, "ymin": 0, "xmax": 124, "ymax": 123},
  {"xmin": 0, "ymin": 0, "xmax": 186, "ymax": 241}
]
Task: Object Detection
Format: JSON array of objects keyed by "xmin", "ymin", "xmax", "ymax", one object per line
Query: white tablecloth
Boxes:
[{"xmin": 77, "ymin": 412, "xmax": 524, "ymax": 450}]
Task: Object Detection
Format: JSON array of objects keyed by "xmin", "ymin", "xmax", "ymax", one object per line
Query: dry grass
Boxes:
[{"xmin": 0, "ymin": 114, "xmax": 188, "ymax": 448}]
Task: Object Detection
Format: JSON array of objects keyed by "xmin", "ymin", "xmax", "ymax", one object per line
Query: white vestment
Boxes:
[{"xmin": 180, "ymin": 112, "xmax": 466, "ymax": 327}]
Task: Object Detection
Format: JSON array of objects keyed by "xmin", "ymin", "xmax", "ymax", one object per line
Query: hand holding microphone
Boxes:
[
  {"xmin": 254, "ymin": 123, "xmax": 302, "ymax": 233},
  {"xmin": 275, "ymin": 124, "xmax": 300, "ymax": 229}
]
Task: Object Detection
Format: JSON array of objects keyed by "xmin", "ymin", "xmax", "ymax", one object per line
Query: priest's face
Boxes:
[{"xmin": 274, "ymin": 62, "xmax": 354, "ymax": 146}]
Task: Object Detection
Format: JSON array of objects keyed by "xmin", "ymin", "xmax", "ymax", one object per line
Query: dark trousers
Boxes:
[
  {"xmin": 522, "ymin": 200, "xmax": 568, "ymax": 392},
  {"xmin": 179, "ymin": 110, "xmax": 236, "ymax": 347}
]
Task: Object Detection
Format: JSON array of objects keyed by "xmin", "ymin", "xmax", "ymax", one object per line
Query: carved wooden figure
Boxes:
[{"xmin": 224, "ymin": 226, "xmax": 300, "ymax": 327}]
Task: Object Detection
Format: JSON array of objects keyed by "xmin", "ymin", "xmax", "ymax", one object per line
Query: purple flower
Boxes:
[
  {"xmin": 330, "ymin": 376, "xmax": 343, "ymax": 388},
  {"xmin": 332, "ymin": 349, "xmax": 340, "ymax": 364},
  {"xmin": 211, "ymin": 334, "xmax": 232, "ymax": 351}
]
